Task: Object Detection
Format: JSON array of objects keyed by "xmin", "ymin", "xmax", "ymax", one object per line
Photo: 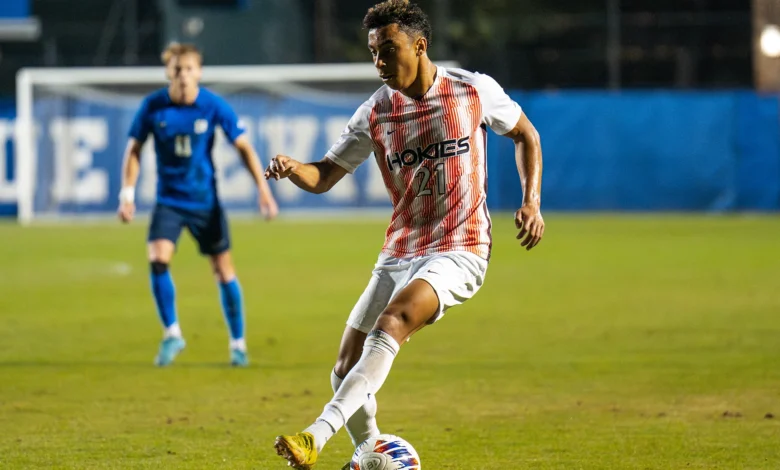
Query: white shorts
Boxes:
[{"xmin": 346, "ymin": 251, "xmax": 489, "ymax": 334}]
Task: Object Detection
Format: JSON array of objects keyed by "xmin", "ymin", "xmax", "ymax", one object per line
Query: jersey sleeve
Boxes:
[
  {"xmin": 472, "ymin": 73, "xmax": 523, "ymax": 135},
  {"xmin": 324, "ymin": 101, "xmax": 374, "ymax": 174},
  {"xmin": 128, "ymin": 97, "xmax": 152, "ymax": 142},
  {"xmin": 215, "ymin": 98, "xmax": 245, "ymax": 143}
]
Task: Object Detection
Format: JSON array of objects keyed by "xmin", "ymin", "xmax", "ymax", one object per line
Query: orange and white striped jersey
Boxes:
[{"xmin": 326, "ymin": 66, "xmax": 522, "ymax": 260}]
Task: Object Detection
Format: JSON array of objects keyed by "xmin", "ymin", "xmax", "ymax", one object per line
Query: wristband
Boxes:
[{"xmin": 119, "ymin": 186, "xmax": 135, "ymax": 204}]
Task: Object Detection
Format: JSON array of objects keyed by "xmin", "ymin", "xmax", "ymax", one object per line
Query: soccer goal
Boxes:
[{"xmin": 15, "ymin": 61, "xmax": 460, "ymax": 224}]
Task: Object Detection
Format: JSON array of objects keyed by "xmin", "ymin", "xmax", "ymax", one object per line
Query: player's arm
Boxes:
[
  {"xmin": 119, "ymin": 97, "xmax": 152, "ymax": 223},
  {"xmin": 264, "ymin": 156, "xmax": 348, "ymax": 194},
  {"xmin": 215, "ymin": 97, "xmax": 279, "ymax": 219},
  {"xmin": 233, "ymin": 135, "xmax": 278, "ymax": 219},
  {"xmin": 265, "ymin": 101, "xmax": 371, "ymax": 193},
  {"xmin": 476, "ymin": 71, "xmax": 544, "ymax": 250},
  {"xmin": 503, "ymin": 113, "xmax": 544, "ymax": 250},
  {"xmin": 117, "ymin": 138, "xmax": 143, "ymax": 223}
]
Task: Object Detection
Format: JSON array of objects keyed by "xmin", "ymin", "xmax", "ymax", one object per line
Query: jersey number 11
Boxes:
[{"xmin": 175, "ymin": 135, "xmax": 192, "ymax": 157}]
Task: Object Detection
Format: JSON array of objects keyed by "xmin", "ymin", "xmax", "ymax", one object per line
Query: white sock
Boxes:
[
  {"xmin": 164, "ymin": 323, "xmax": 182, "ymax": 339},
  {"xmin": 331, "ymin": 369, "xmax": 380, "ymax": 447},
  {"xmin": 306, "ymin": 330, "xmax": 399, "ymax": 452},
  {"xmin": 303, "ymin": 419, "xmax": 336, "ymax": 453},
  {"xmin": 230, "ymin": 338, "xmax": 247, "ymax": 352}
]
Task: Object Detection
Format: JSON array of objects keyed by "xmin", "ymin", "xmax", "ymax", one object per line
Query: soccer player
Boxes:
[
  {"xmin": 267, "ymin": 0, "xmax": 543, "ymax": 467},
  {"xmin": 117, "ymin": 43, "xmax": 279, "ymax": 367}
]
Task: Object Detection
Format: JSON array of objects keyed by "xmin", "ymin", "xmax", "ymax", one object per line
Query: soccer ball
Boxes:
[{"xmin": 350, "ymin": 434, "xmax": 421, "ymax": 470}]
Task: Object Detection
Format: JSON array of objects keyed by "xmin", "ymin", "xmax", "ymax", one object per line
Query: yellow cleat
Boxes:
[{"xmin": 274, "ymin": 432, "xmax": 318, "ymax": 469}]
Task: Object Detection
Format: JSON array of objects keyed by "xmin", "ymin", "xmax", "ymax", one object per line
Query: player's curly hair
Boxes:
[
  {"xmin": 363, "ymin": 0, "xmax": 432, "ymax": 44},
  {"xmin": 161, "ymin": 42, "xmax": 203, "ymax": 65}
]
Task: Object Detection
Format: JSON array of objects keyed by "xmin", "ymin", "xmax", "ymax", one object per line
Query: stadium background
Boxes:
[
  {"xmin": 1, "ymin": 1, "xmax": 780, "ymax": 469},
  {"xmin": 0, "ymin": 0, "xmax": 778, "ymax": 217}
]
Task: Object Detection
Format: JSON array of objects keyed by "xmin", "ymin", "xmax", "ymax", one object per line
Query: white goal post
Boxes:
[{"xmin": 15, "ymin": 61, "xmax": 459, "ymax": 224}]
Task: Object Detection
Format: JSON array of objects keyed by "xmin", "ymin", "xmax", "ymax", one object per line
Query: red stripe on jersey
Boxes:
[
  {"xmin": 464, "ymin": 81, "xmax": 486, "ymax": 258},
  {"xmin": 388, "ymin": 92, "xmax": 415, "ymax": 256},
  {"xmin": 373, "ymin": 71, "xmax": 492, "ymax": 260},
  {"xmin": 438, "ymin": 76, "xmax": 462, "ymax": 254},
  {"xmin": 481, "ymin": 125, "xmax": 493, "ymax": 259},
  {"xmin": 369, "ymin": 101, "xmax": 406, "ymax": 253},
  {"xmin": 368, "ymin": 105, "xmax": 386, "ymax": 170},
  {"xmin": 410, "ymin": 81, "xmax": 438, "ymax": 255}
]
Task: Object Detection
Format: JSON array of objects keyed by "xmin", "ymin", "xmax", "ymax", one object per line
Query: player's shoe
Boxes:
[
  {"xmin": 154, "ymin": 336, "xmax": 186, "ymax": 366},
  {"xmin": 274, "ymin": 432, "xmax": 318, "ymax": 469},
  {"xmin": 341, "ymin": 463, "xmax": 351, "ymax": 470},
  {"xmin": 230, "ymin": 348, "xmax": 248, "ymax": 367}
]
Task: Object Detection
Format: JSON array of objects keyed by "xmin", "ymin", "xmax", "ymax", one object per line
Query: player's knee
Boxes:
[
  {"xmin": 211, "ymin": 265, "xmax": 235, "ymax": 283},
  {"xmin": 376, "ymin": 305, "xmax": 411, "ymax": 336},
  {"xmin": 150, "ymin": 261, "xmax": 169, "ymax": 275},
  {"xmin": 333, "ymin": 361, "xmax": 351, "ymax": 380},
  {"xmin": 209, "ymin": 256, "xmax": 235, "ymax": 283},
  {"xmin": 334, "ymin": 351, "xmax": 361, "ymax": 378}
]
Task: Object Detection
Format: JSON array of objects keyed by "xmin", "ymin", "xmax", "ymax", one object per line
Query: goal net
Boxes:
[{"xmin": 15, "ymin": 62, "xmax": 459, "ymax": 223}]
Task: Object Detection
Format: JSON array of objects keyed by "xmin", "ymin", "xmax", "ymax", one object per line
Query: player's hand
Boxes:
[
  {"xmin": 264, "ymin": 155, "xmax": 298, "ymax": 180},
  {"xmin": 259, "ymin": 192, "xmax": 279, "ymax": 221},
  {"xmin": 515, "ymin": 203, "xmax": 544, "ymax": 250},
  {"xmin": 118, "ymin": 202, "xmax": 136, "ymax": 223}
]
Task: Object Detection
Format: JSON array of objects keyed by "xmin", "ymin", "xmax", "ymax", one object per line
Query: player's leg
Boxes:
[
  {"xmin": 333, "ymin": 326, "xmax": 380, "ymax": 447},
  {"xmin": 276, "ymin": 253, "xmax": 488, "ymax": 467},
  {"xmin": 208, "ymin": 250, "xmax": 247, "ymax": 366},
  {"xmin": 277, "ymin": 279, "xmax": 436, "ymax": 467},
  {"xmin": 275, "ymin": 262, "xmax": 401, "ymax": 468},
  {"xmin": 147, "ymin": 204, "xmax": 186, "ymax": 366},
  {"xmin": 331, "ymin": 265, "xmax": 404, "ymax": 448},
  {"xmin": 309, "ymin": 279, "xmax": 438, "ymax": 437},
  {"xmin": 148, "ymin": 239, "xmax": 177, "ymax": 332},
  {"xmin": 189, "ymin": 204, "xmax": 247, "ymax": 366}
]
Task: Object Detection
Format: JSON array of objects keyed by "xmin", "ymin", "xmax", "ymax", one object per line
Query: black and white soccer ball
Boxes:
[{"xmin": 350, "ymin": 434, "xmax": 421, "ymax": 470}]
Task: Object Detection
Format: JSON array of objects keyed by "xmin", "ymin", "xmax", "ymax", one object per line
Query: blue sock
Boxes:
[
  {"xmin": 150, "ymin": 263, "xmax": 177, "ymax": 329},
  {"xmin": 219, "ymin": 278, "xmax": 244, "ymax": 341}
]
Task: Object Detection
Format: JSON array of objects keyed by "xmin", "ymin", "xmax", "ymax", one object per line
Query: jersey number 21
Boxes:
[{"xmin": 175, "ymin": 135, "xmax": 192, "ymax": 157}]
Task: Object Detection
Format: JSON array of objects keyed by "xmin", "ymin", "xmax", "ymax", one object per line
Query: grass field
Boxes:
[{"xmin": 1, "ymin": 214, "xmax": 779, "ymax": 469}]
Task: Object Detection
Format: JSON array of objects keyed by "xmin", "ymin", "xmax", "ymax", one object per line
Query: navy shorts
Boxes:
[{"xmin": 148, "ymin": 203, "xmax": 231, "ymax": 255}]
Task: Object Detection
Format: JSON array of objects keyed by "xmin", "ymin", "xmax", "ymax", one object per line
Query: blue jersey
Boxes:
[{"xmin": 128, "ymin": 87, "xmax": 245, "ymax": 210}]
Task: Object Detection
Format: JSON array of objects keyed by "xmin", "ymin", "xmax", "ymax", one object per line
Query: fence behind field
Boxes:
[{"xmin": 1, "ymin": 90, "xmax": 779, "ymax": 218}]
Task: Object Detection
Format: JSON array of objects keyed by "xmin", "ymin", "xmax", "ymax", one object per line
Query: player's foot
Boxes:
[
  {"xmin": 154, "ymin": 336, "xmax": 186, "ymax": 366},
  {"xmin": 230, "ymin": 348, "xmax": 248, "ymax": 367},
  {"xmin": 274, "ymin": 432, "xmax": 318, "ymax": 469},
  {"xmin": 341, "ymin": 462, "xmax": 352, "ymax": 470}
]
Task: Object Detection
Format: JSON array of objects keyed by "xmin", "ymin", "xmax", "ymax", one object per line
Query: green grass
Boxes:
[{"xmin": 1, "ymin": 214, "xmax": 779, "ymax": 469}]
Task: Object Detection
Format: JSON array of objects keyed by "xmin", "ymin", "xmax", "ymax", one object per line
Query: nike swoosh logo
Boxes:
[{"xmin": 387, "ymin": 130, "xmax": 396, "ymax": 135}]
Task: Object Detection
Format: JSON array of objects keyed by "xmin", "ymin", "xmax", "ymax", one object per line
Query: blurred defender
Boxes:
[
  {"xmin": 117, "ymin": 43, "xmax": 278, "ymax": 367},
  {"xmin": 267, "ymin": 1, "xmax": 543, "ymax": 467}
]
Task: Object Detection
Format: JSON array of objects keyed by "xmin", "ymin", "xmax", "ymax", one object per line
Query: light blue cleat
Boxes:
[
  {"xmin": 230, "ymin": 348, "xmax": 248, "ymax": 367},
  {"xmin": 154, "ymin": 336, "xmax": 186, "ymax": 366}
]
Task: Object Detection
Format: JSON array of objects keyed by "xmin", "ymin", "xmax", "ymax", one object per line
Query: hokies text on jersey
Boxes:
[{"xmin": 385, "ymin": 136, "xmax": 471, "ymax": 171}]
